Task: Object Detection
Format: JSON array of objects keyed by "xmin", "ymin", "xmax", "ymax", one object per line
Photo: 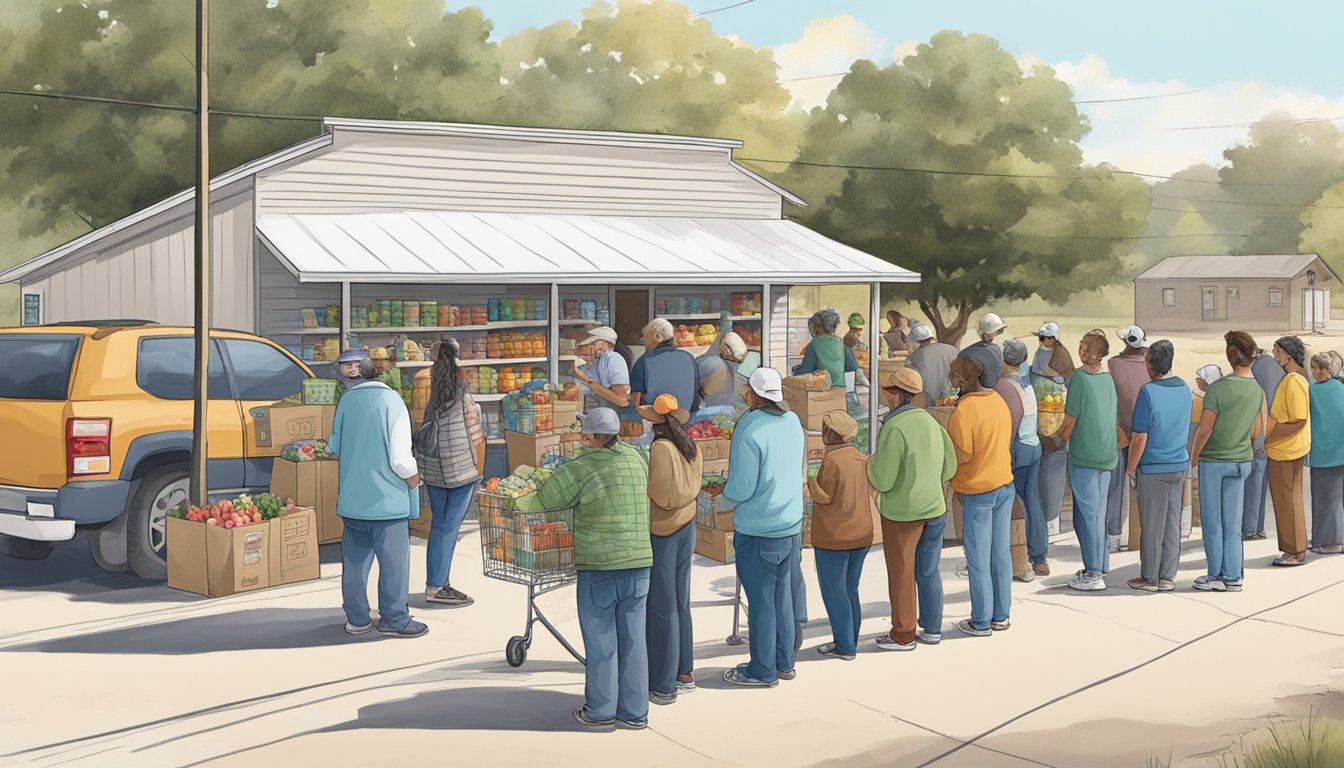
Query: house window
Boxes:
[
  {"xmin": 1268, "ymin": 288, "xmax": 1283, "ymax": 307},
  {"xmin": 21, "ymin": 289, "xmax": 43, "ymax": 326},
  {"xmin": 1227, "ymin": 287, "xmax": 1239, "ymax": 300},
  {"xmin": 1162, "ymin": 288, "xmax": 1175, "ymax": 307}
]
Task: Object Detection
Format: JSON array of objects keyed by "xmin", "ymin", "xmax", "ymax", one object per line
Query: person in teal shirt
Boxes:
[
  {"xmin": 1061, "ymin": 331, "xmax": 1118, "ymax": 591},
  {"xmin": 327, "ymin": 358, "xmax": 425, "ymax": 638},
  {"xmin": 1308, "ymin": 352, "xmax": 1344, "ymax": 554},
  {"xmin": 794, "ymin": 308, "xmax": 859, "ymax": 390}
]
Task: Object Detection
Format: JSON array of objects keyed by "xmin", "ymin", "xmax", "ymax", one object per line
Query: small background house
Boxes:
[{"xmin": 1134, "ymin": 254, "xmax": 1338, "ymax": 332}]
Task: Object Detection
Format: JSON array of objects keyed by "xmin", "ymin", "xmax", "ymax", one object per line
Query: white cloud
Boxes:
[
  {"xmin": 774, "ymin": 16, "xmax": 882, "ymax": 111},
  {"xmin": 1041, "ymin": 52, "xmax": 1344, "ymax": 176}
]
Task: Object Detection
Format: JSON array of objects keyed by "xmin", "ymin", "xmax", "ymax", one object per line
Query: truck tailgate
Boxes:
[{"xmin": 0, "ymin": 334, "xmax": 81, "ymax": 488}]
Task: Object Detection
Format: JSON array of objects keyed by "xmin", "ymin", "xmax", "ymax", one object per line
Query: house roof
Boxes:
[
  {"xmin": 257, "ymin": 211, "xmax": 918, "ymax": 285},
  {"xmin": 1135, "ymin": 254, "xmax": 1337, "ymax": 282}
]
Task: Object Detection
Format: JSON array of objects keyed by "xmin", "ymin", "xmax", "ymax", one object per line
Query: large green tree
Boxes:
[
  {"xmin": 774, "ymin": 32, "xmax": 1151, "ymax": 344},
  {"xmin": 1300, "ymin": 180, "xmax": 1344, "ymax": 284}
]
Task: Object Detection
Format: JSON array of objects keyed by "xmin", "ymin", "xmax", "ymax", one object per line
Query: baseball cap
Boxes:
[
  {"xmin": 885, "ymin": 366, "xmax": 923, "ymax": 395},
  {"xmin": 636, "ymin": 393, "xmax": 690, "ymax": 425},
  {"xmin": 747, "ymin": 367, "xmax": 784, "ymax": 403},
  {"xmin": 1196, "ymin": 364, "xmax": 1223, "ymax": 385},
  {"xmin": 908, "ymin": 323, "xmax": 933, "ymax": 343},
  {"xmin": 978, "ymin": 313, "xmax": 1007, "ymax": 336},
  {"xmin": 580, "ymin": 326, "xmax": 618, "ymax": 346},
  {"xmin": 336, "ymin": 348, "xmax": 368, "ymax": 364},
  {"xmin": 1003, "ymin": 339, "xmax": 1029, "ymax": 368},
  {"xmin": 822, "ymin": 411, "xmax": 859, "ymax": 441},
  {"xmin": 1117, "ymin": 325, "xmax": 1149, "ymax": 349},
  {"xmin": 848, "ymin": 313, "xmax": 865, "ymax": 329},
  {"xmin": 1034, "ymin": 322, "xmax": 1061, "ymax": 339},
  {"xmin": 577, "ymin": 408, "xmax": 621, "ymax": 435}
]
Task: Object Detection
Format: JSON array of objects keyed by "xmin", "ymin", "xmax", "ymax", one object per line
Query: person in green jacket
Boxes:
[
  {"xmin": 515, "ymin": 408, "xmax": 653, "ymax": 731},
  {"xmin": 868, "ymin": 367, "xmax": 957, "ymax": 651}
]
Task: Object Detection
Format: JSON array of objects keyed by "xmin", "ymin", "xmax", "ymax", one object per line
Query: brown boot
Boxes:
[{"xmin": 1033, "ymin": 562, "xmax": 1050, "ymax": 577}]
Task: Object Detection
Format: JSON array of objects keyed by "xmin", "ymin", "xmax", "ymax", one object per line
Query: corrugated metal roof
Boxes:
[
  {"xmin": 257, "ymin": 212, "xmax": 918, "ymax": 285},
  {"xmin": 1136, "ymin": 254, "xmax": 1331, "ymax": 281}
]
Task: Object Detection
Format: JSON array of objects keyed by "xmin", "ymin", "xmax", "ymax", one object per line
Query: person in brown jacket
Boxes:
[
  {"xmin": 807, "ymin": 411, "xmax": 876, "ymax": 661},
  {"xmin": 640, "ymin": 394, "xmax": 705, "ymax": 706}
]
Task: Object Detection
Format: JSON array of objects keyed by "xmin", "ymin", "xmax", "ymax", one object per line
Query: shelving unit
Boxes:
[
  {"xmin": 270, "ymin": 327, "xmax": 342, "ymax": 336},
  {"xmin": 351, "ymin": 320, "xmax": 550, "ymax": 334},
  {"xmin": 558, "ymin": 318, "xmax": 600, "ymax": 326},
  {"xmin": 662, "ymin": 313, "xmax": 721, "ymax": 322}
]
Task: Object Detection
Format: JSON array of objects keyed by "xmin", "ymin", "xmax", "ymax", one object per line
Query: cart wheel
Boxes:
[
  {"xmin": 506, "ymin": 636, "xmax": 527, "ymax": 668},
  {"xmin": 725, "ymin": 634, "xmax": 745, "ymax": 646}
]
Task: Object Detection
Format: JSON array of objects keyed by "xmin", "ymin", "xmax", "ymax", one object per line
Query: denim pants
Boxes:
[
  {"xmin": 915, "ymin": 513, "xmax": 946, "ymax": 635},
  {"xmin": 1106, "ymin": 447, "xmax": 1130, "ymax": 538},
  {"xmin": 1013, "ymin": 442, "xmax": 1048, "ymax": 564},
  {"xmin": 1198, "ymin": 461, "xmax": 1250, "ymax": 581},
  {"xmin": 1069, "ymin": 466, "xmax": 1112, "ymax": 574},
  {"xmin": 960, "ymin": 484, "xmax": 1014, "ymax": 630},
  {"xmin": 734, "ymin": 532, "xmax": 797, "ymax": 682},
  {"xmin": 341, "ymin": 517, "xmax": 412, "ymax": 631},
  {"xmin": 814, "ymin": 546, "xmax": 869, "ymax": 655},
  {"xmin": 647, "ymin": 522, "xmax": 695, "ymax": 695},
  {"xmin": 792, "ymin": 531, "xmax": 808, "ymax": 622},
  {"xmin": 1242, "ymin": 452, "xmax": 1270, "ymax": 535},
  {"xmin": 424, "ymin": 480, "xmax": 478, "ymax": 589},
  {"xmin": 577, "ymin": 568, "xmax": 651, "ymax": 723},
  {"xmin": 1039, "ymin": 439, "xmax": 1069, "ymax": 522}
]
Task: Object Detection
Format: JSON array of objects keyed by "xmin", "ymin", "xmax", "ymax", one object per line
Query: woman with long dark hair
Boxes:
[
  {"xmin": 640, "ymin": 394, "xmax": 703, "ymax": 705},
  {"xmin": 414, "ymin": 339, "xmax": 486, "ymax": 606}
]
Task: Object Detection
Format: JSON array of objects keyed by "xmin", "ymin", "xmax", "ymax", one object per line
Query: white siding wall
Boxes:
[
  {"xmin": 21, "ymin": 187, "xmax": 256, "ymax": 330},
  {"xmin": 255, "ymin": 131, "xmax": 782, "ymax": 219}
]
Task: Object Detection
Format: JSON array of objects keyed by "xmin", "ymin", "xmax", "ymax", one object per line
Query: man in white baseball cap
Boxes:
[
  {"xmin": 1107, "ymin": 324, "xmax": 1152, "ymax": 553},
  {"xmin": 723, "ymin": 366, "xmax": 806, "ymax": 688},
  {"xmin": 956, "ymin": 312, "xmax": 1007, "ymax": 389},
  {"xmin": 573, "ymin": 326, "xmax": 632, "ymax": 413},
  {"xmin": 908, "ymin": 322, "xmax": 958, "ymax": 402}
]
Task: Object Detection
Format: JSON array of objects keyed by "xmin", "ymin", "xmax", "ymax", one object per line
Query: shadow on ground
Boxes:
[
  {"xmin": 323, "ymin": 686, "xmax": 587, "ymax": 733},
  {"xmin": 0, "ymin": 533, "xmax": 198, "ymax": 606}
]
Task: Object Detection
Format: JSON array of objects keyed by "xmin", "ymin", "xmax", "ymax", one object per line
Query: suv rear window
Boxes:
[
  {"xmin": 137, "ymin": 338, "xmax": 232, "ymax": 400},
  {"xmin": 0, "ymin": 335, "xmax": 81, "ymax": 400}
]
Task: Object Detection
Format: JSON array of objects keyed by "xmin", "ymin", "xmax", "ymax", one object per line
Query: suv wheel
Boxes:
[{"xmin": 127, "ymin": 466, "xmax": 190, "ymax": 580}]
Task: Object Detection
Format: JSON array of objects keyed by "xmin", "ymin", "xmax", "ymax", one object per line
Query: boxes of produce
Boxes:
[
  {"xmin": 696, "ymin": 486, "xmax": 735, "ymax": 530},
  {"xmin": 250, "ymin": 404, "xmax": 335, "ymax": 450},
  {"xmin": 302, "ymin": 379, "xmax": 340, "ymax": 406},
  {"xmin": 166, "ymin": 495, "xmax": 317, "ymax": 597},
  {"xmin": 784, "ymin": 371, "xmax": 833, "ymax": 392},
  {"xmin": 804, "ymin": 430, "xmax": 826, "ymax": 463},
  {"xmin": 782, "ymin": 386, "xmax": 847, "ymax": 432},
  {"xmin": 695, "ymin": 525, "xmax": 734, "ymax": 564},
  {"xmin": 269, "ymin": 457, "xmax": 341, "ymax": 544}
]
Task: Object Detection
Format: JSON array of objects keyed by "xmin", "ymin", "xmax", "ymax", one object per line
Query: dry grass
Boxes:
[{"xmin": 1218, "ymin": 709, "xmax": 1344, "ymax": 768}]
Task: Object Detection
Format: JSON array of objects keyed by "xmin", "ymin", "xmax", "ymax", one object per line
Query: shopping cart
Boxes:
[{"xmin": 477, "ymin": 490, "xmax": 585, "ymax": 668}]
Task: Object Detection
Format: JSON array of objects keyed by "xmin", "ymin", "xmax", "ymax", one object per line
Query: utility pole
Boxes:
[{"xmin": 190, "ymin": 0, "xmax": 210, "ymax": 505}]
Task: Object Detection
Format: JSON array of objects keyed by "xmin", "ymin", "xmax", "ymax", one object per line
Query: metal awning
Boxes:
[{"xmin": 257, "ymin": 211, "xmax": 918, "ymax": 285}]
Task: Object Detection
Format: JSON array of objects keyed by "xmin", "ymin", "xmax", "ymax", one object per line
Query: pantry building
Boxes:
[{"xmin": 1134, "ymin": 254, "xmax": 1337, "ymax": 332}]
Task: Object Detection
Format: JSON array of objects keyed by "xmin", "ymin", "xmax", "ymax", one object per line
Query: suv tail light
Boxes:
[{"xmin": 68, "ymin": 418, "xmax": 112, "ymax": 476}]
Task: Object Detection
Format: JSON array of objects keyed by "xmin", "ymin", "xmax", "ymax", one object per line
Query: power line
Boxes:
[
  {"xmin": 1073, "ymin": 89, "xmax": 1205, "ymax": 104},
  {"xmin": 692, "ymin": 0, "xmax": 756, "ymax": 18},
  {"xmin": 1148, "ymin": 205, "xmax": 1305, "ymax": 218},
  {"xmin": 0, "ymin": 87, "xmax": 323, "ymax": 122},
  {"xmin": 1165, "ymin": 115, "xmax": 1344, "ymax": 131},
  {"xmin": 1150, "ymin": 193, "xmax": 1344, "ymax": 210}
]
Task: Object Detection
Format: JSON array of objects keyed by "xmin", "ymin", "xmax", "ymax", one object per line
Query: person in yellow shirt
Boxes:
[
  {"xmin": 947, "ymin": 358, "xmax": 1015, "ymax": 637},
  {"xmin": 1267, "ymin": 336, "xmax": 1311, "ymax": 567}
]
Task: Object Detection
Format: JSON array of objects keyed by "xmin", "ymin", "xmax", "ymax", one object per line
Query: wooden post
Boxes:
[{"xmin": 190, "ymin": 0, "xmax": 210, "ymax": 505}]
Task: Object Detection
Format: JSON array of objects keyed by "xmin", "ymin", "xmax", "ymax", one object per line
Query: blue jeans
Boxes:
[
  {"xmin": 916, "ymin": 514, "xmax": 946, "ymax": 635},
  {"xmin": 1106, "ymin": 447, "xmax": 1130, "ymax": 537},
  {"xmin": 577, "ymin": 568, "xmax": 651, "ymax": 723},
  {"xmin": 1199, "ymin": 461, "xmax": 1250, "ymax": 581},
  {"xmin": 961, "ymin": 484, "xmax": 1014, "ymax": 630},
  {"xmin": 792, "ymin": 531, "xmax": 808, "ymax": 622},
  {"xmin": 1242, "ymin": 452, "xmax": 1270, "ymax": 535},
  {"xmin": 424, "ymin": 480, "xmax": 478, "ymax": 589},
  {"xmin": 647, "ymin": 522, "xmax": 695, "ymax": 695},
  {"xmin": 1013, "ymin": 442, "xmax": 1048, "ymax": 564},
  {"xmin": 341, "ymin": 517, "xmax": 411, "ymax": 631},
  {"xmin": 814, "ymin": 546, "xmax": 868, "ymax": 655},
  {"xmin": 1039, "ymin": 440, "xmax": 1069, "ymax": 522},
  {"xmin": 1069, "ymin": 466, "xmax": 1112, "ymax": 574},
  {"xmin": 734, "ymin": 532, "xmax": 797, "ymax": 682}
]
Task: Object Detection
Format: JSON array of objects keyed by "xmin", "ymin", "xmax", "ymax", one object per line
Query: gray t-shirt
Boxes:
[
  {"xmin": 1249, "ymin": 354, "xmax": 1284, "ymax": 455},
  {"xmin": 957, "ymin": 340, "xmax": 1003, "ymax": 390},
  {"xmin": 909, "ymin": 342, "xmax": 959, "ymax": 400}
]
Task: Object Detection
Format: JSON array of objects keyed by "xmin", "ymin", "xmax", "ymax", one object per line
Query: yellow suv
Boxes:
[{"xmin": 0, "ymin": 322, "xmax": 314, "ymax": 578}]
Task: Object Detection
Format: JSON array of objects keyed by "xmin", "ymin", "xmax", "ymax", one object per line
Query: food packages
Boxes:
[
  {"xmin": 784, "ymin": 370, "xmax": 833, "ymax": 392},
  {"xmin": 674, "ymin": 325, "xmax": 698, "ymax": 348},
  {"xmin": 280, "ymin": 439, "xmax": 335, "ymax": 462},
  {"xmin": 694, "ymin": 324, "xmax": 717, "ymax": 346},
  {"xmin": 482, "ymin": 465, "xmax": 555, "ymax": 505},
  {"xmin": 1035, "ymin": 379, "xmax": 1067, "ymax": 436}
]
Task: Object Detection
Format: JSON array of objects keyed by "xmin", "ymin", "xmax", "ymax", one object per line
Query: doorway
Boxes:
[
  {"xmin": 1201, "ymin": 287, "xmax": 1215, "ymax": 322},
  {"xmin": 1303, "ymin": 288, "xmax": 1329, "ymax": 331}
]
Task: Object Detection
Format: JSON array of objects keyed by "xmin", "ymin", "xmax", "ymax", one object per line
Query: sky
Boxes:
[{"xmin": 458, "ymin": 0, "xmax": 1344, "ymax": 176}]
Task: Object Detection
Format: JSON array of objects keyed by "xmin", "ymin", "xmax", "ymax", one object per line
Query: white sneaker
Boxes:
[
  {"xmin": 1048, "ymin": 519, "xmax": 1060, "ymax": 535},
  {"xmin": 1068, "ymin": 571, "xmax": 1107, "ymax": 592},
  {"xmin": 1107, "ymin": 535, "xmax": 1121, "ymax": 553},
  {"xmin": 1014, "ymin": 569, "xmax": 1035, "ymax": 583},
  {"xmin": 916, "ymin": 630, "xmax": 942, "ymax": 645},
  {"xmin": 1193, "ymin": 575, "xmax": 1227, "ymax": 592}
]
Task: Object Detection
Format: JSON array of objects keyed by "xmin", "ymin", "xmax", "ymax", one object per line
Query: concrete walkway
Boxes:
[{"xmin": 3, "ymin": 523, "xmax": 1343, "ymax": 768}]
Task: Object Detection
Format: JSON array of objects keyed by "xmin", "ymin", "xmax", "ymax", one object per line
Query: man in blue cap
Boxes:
[{"xmin": 336, "ymin": 349, "xmax": 369, "ymax": 392}]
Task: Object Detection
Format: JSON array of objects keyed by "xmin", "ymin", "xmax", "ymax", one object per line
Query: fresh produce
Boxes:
[
  {"xmin": 170, "ymin": 494, "xmax": 302, "ymax": 527},
  {"xmin": 784, "ymin": 371, "xmax": 831, "ymax": 391},
  {"xmin": 281, "ymin": 439, "xmax": 335, "ymax": 462},
  {"xmin": 685, "ymin": 420, "xmax": 727, "ymax": 440},
  {"xmin": 701, "ymin": 475, "xmax": 726, "ymax": 497},
  {"xmin": 484, "ymin": 465, "xmax": 556, "ymax": 503}
]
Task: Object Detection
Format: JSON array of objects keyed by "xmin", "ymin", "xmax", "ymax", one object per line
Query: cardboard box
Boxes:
[
  {"xmin": 782, "ymin": 386, "xmax": 847, "ymax": 432},
  {"xmin": 695, "ymin": 525, "xmax": 735, "ymax": 563},
  {"xmin": 804, "ymin": 431, "xmax": 826, "ymax": 463},
  {"xmin": 251, "ymin": 405, "xmax": 335, "ymax": 450},
  {"xmin": 1010, "ymin": 518, "xmax": 1030, "ymax": 577},
  {"xmin": 695, "ymin": 491, "xmax": 736, "ymax": 530},
  {"xmin": 505, "ymin": 430, "xmax": 562, "ymax": 473},
  {"xmin": 553, "ymin": 400, "xmax": 580, "ymax": 429},
  {"xmin": 268, "ymin": 507, "xmax": 320, "ymax": 586},
  {"xmin": 167, "ymin": 516, "xmax": 271, "ymax": 597},
  {"xmin": 269, "ymin": 458, "xmax": 343, "ymax": 544},
  {"xmin": 703, "ymin": 458, "xmax": 730, "ymax": 476},
  {"xmin": 696, "ymin": 437, "xmax": 731, "ymax": 462}
]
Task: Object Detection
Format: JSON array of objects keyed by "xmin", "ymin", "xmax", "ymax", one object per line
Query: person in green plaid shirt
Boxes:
[{"xmin": 515, "ymin": 408, "xmax": 653, "ymax": 731}]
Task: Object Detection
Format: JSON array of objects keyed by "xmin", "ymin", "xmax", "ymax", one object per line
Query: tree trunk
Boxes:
[{"xmin": 918, "ymin": 299, "xmax": 976, "ymax": 347}]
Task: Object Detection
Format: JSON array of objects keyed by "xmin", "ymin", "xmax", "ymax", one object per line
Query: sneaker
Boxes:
[
  {"xmin": 1108, "ymin": 535, "xmax": 1121, "ymax": 553},
  {"xmin": 916, "ymin": 630, "xmax": 942, "ymax": 645},
  {"xmin": 957, "ymin": 619, "xmax": 992, "ymax": 637},
  {"xmin": 1193, "ymin": 575, "xmax": 1227, "ymax": 592},
  {"xmin": 426, "ymin": 585, "xmax": 474, "ymax": 606},
  {"xmin": 776, "ymin": 669, "xmax": 797, "ymax": 681},
  {"xmin": 723, "ymin": 666, "xmax": 777, "ymax": 688},
  {"xmin": 1272, "ymin": 553, "xmax": 1306, "ymax": 567},
  {"xmin": 1157, "ymin": 580, "xmax": 1176, "ymax": 592},
  {"xmin": 817, "ymin": 642, "xmax": 856, "ymax": 660},
  {"xmin": 1128, "ymin": 577, "xmax": 1159, "ymax": 593},
  {"xmin": 344, "ymin": 621, "xmax": 373, "ymax": 635},
  {"xmin": 1014, "ymin": 569, "xmax": 1035, "ymax": 583},
  {"xmin": 676, "ymin": 674, "xmax": 697, "ymax": 692},
  {"xmin": 649, "ymin": 690, "xmax": 677, "ymax": 706},
  {"xmin": 991, "ymin": 619, "xmax": 1011, "ymax": 632},
  {"xmin": 1249, "ymin": 532, "xmax": 1268, "ymax": 541},
  {"xmin": 615, "ymin": 718, "xmax": 649, "ymax": 731},
  {"xmin": 573, "ymin": 708, "xmax": 616, "ymax": 729},
  {"xmin": 1068, "ymin": 571, "xmax": 1106, "ymax": 592},
  {"xmin": 1222, "ymin": 577, "xmax": 1244, "ymax": 592},
  {"xmin": 1033, "ymin": 562, "xmax": 1051, "ymax": 577},
  {"xmin": 377, "ymin": 619, "xmax": 430, "ymax": 638},
  {"xmin": 1047, "ymin": 519, "xmax": 1061, "ymax": 535},
  {"xmin": 875, "ymin": 636, "xmax": 917, "ymax": 651},
  {"xmin": 1241, "ymin": 533, "xmax": 1258, "ymax": 542},
  {"xmin": 954, "ymin": 562, "xmax": 969, "ymax": 579}
]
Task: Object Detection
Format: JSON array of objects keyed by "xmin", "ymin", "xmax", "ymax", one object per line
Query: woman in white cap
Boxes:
[
  {"xmin": 573, "ymin": 326, "xmax": 632, "ymax": 411},
  {"xmin": 957, "ymin": 313, "xmax": 1007, "ymax": 389}
]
